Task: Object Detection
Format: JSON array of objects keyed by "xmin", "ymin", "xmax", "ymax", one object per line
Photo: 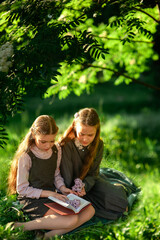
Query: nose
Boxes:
[
  {"xmin": 45, "ymin": 142, "xmax": 51, "ymax": 148},
  {"xmin": 82, "ymin": 136, "xmax": 88, "ymax": 143}
]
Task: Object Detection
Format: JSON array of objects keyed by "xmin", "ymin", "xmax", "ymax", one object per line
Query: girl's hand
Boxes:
[
  {"xmin": 40, "ymin": 190, "xmax": 67, "ymax": 201},
  {"xmin": 76, "ymin": 187, "xmax": 86, "ymax": 197},
  {"xmin": 60, "ymin": 185, "xmax": 73, "ymax": 195},
  {"xmin": 51, "ymin": 192, "xmax": 68, "ymax": 202}
]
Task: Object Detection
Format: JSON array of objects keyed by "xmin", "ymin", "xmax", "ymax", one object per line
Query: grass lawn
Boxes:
[{"xmin": 0, "ymin": 82, "xmax": 160, "ymax": 239}]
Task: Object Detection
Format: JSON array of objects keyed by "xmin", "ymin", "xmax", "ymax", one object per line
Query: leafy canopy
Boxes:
[{"xmin": 0, "ymin": 0, "xmax": 160, "ymax": 147}]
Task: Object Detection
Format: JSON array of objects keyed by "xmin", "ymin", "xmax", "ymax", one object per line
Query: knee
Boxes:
[
  {"xmin": 85, "ymin": 205, "xmax": 95, "ymax": 221},
  {"xmin": 88, "ymin": 205, "xmax": 95, "ymax": 218},
  {"xmin": 66, "ymin": 215, "xmax": 79, "ymax": 228}
]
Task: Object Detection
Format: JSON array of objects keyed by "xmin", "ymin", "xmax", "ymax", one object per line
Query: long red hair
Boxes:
[
  {"xmin": 8, "ymin": 115, "xmax": 58, "ymax": 195},
  {"xmin": 59, "ymin": 108, "xmax": 100, "ymax": 180}
]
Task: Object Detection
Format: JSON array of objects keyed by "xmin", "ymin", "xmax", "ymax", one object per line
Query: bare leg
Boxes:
[
  {"xmin": 14, "ymin": 214, "xmax": 78, "ymax": 230},
  {"xmin": 43, "ymin": 208, "xmax": 56, "ymax": 216},
  {"xmin": 44, "ymin": 205, "xmax": 95, "ymax": 239},
  {"xmin": 14, "ymin": 205, "xmax": 95, "ymax": 239}
]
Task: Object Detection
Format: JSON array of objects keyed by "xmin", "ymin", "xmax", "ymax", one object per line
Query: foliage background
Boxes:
[
  {"xmin": 1, "ymin": 0, "xmax": 160, "ymax": 147},
  {"xmin": 0, "ymin": 0, "xmax": 160, "ymax": 239}
]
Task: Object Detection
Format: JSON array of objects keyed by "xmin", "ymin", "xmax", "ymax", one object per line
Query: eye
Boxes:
[
  {"xmin": 80, "ymin": 132, "xmax": 85, "ymax": 136},
  {"xmin": 41, "ymin": 141, "xmax": 46, "ymax": 144}
]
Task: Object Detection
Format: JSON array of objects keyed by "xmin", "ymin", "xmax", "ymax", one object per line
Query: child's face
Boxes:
[
  {"xmin": 34, "ymin": 134, "xmax": 57, "ymax": 152},
  {"xmin": 76, "ymin": 123, "xmax": 97, "ymax": 147}
]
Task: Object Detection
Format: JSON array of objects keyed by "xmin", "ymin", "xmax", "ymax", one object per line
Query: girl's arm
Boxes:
[
  {"xmin": 76, "ymin": 141, "xmax": 103, "ymax": 196},
  {"xmin": 17, "ymin": 153, "xmax": 68, "ymax": 200},
  {"xmin": 83, "ymin": 140, "xmax": 104, "ymax": 192},
  {"xmin": 54, "ymin": 143, "xmax": 65, "ymax": 190},
  {"xmin": 60, "ymin": 140, "xmax": 104, "ymax": 195},
  {"xmin": 54, "ymin": 167, "xmax": 72, "ymax": 195},
  {"xmin": 60, "ymin": 141, "xmax": 75, "ymax": 188},
  {"xmin": 40, "ymin": 190, "xmax": 68, "ymax": 201},
  {"xmin": 54, "ymin": 143, "xmax": 73, "ymax": 195},
  {"xmin": 17, "ymin": 153, "xmax": 42, "ymax": 199}
]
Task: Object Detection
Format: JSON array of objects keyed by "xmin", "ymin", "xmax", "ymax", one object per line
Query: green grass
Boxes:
[{"xmin": 0, "ymin": 82, "xmax": 160, "ymax": 239}]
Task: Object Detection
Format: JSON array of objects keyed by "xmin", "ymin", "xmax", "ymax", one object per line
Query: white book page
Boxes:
[
  {"xmin": 67, "ymin": 194, "xmax": 90, "ymax": 213},
  {"xmin": 48, "ymin": 193, "xmax": 90, "ymax": 213},
  {"xmin": 48, "ymin": 196, "xmax": 69, "ymax": 208}
]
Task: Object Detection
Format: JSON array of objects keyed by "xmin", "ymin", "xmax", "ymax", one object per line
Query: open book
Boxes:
[{"xmin": 45, "ymin": 193, "xmax": 91, "ymax": 215}]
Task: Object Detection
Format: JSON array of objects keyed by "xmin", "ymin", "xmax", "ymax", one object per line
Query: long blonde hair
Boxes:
[
  {"xmin": 8, "ymin": 115, "xmax": 58, "ymax": 195},
  {"xmin": 60, "ymin": 108, "xmax": 100, "ymax": 180}
]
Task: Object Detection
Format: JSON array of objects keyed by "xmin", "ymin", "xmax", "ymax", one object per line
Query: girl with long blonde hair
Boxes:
[
  {"xmin": 60, "ymin": 108, "xmax": 129, "ymax": 220},
  {"xmin": 8, "ymin": 115, "xmax": 95, "ymax": 239}
]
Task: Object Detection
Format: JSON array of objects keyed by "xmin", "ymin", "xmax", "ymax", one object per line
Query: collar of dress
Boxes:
[
  {"xmin": 74, "ymin": 138, "xmax": 90, "ymax": 151},
  {"xmin": 30, "ymin": 144, "xmax": 53, "ymax": 159}
]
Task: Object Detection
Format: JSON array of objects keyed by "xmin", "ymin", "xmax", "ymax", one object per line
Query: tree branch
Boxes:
[
  {"xmin": 132, "ymin": 7, "xmax": 160, "ymax": 23},
  {"xmin": 156, "ymin": 3, "xmax": 160, "ymax": 21},
  {"xmin": 93, "ymin": 35, "xmax": 154, "ymax": 44},
  {"xmin": 86, "ymin": 64, "xmax": 160, "ymax": 91}
]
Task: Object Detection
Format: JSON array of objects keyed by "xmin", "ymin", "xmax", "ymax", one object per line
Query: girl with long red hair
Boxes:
[
  {"xmin": 8, "ymin": 115, "xmax": 95, "ymax": 239},
  {"xmin": 60, "ymin": 108, "xmax": 129, "ymax": 220}
]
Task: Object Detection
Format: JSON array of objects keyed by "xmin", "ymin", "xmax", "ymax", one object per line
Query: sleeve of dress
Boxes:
[
  {"xmin": 83, "ymin": 140, "xmax": 104, "ymax": 192},
  {"xmin": 17, "ymin": 153, "xmax": 42, "ymax": 199},
  {"xmin": 60, "ymin": 142, "xmax": 74, "ymax": 188},
  {"xmin": 54, "ymin": 143, "xmax": 65, "ymax": 190}
]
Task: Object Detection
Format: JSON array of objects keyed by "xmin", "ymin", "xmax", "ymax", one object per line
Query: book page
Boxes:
[
  {"xmin": 48, "ymin": 193, "xmax": 91, "ymax": 213},
  {"xmin": 48, "ymin": 196, "xmax": 69, "ymax": 208},
  {"xmin": 67, "ymin": 194, "xmax": 90, "ymax": 213}
]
